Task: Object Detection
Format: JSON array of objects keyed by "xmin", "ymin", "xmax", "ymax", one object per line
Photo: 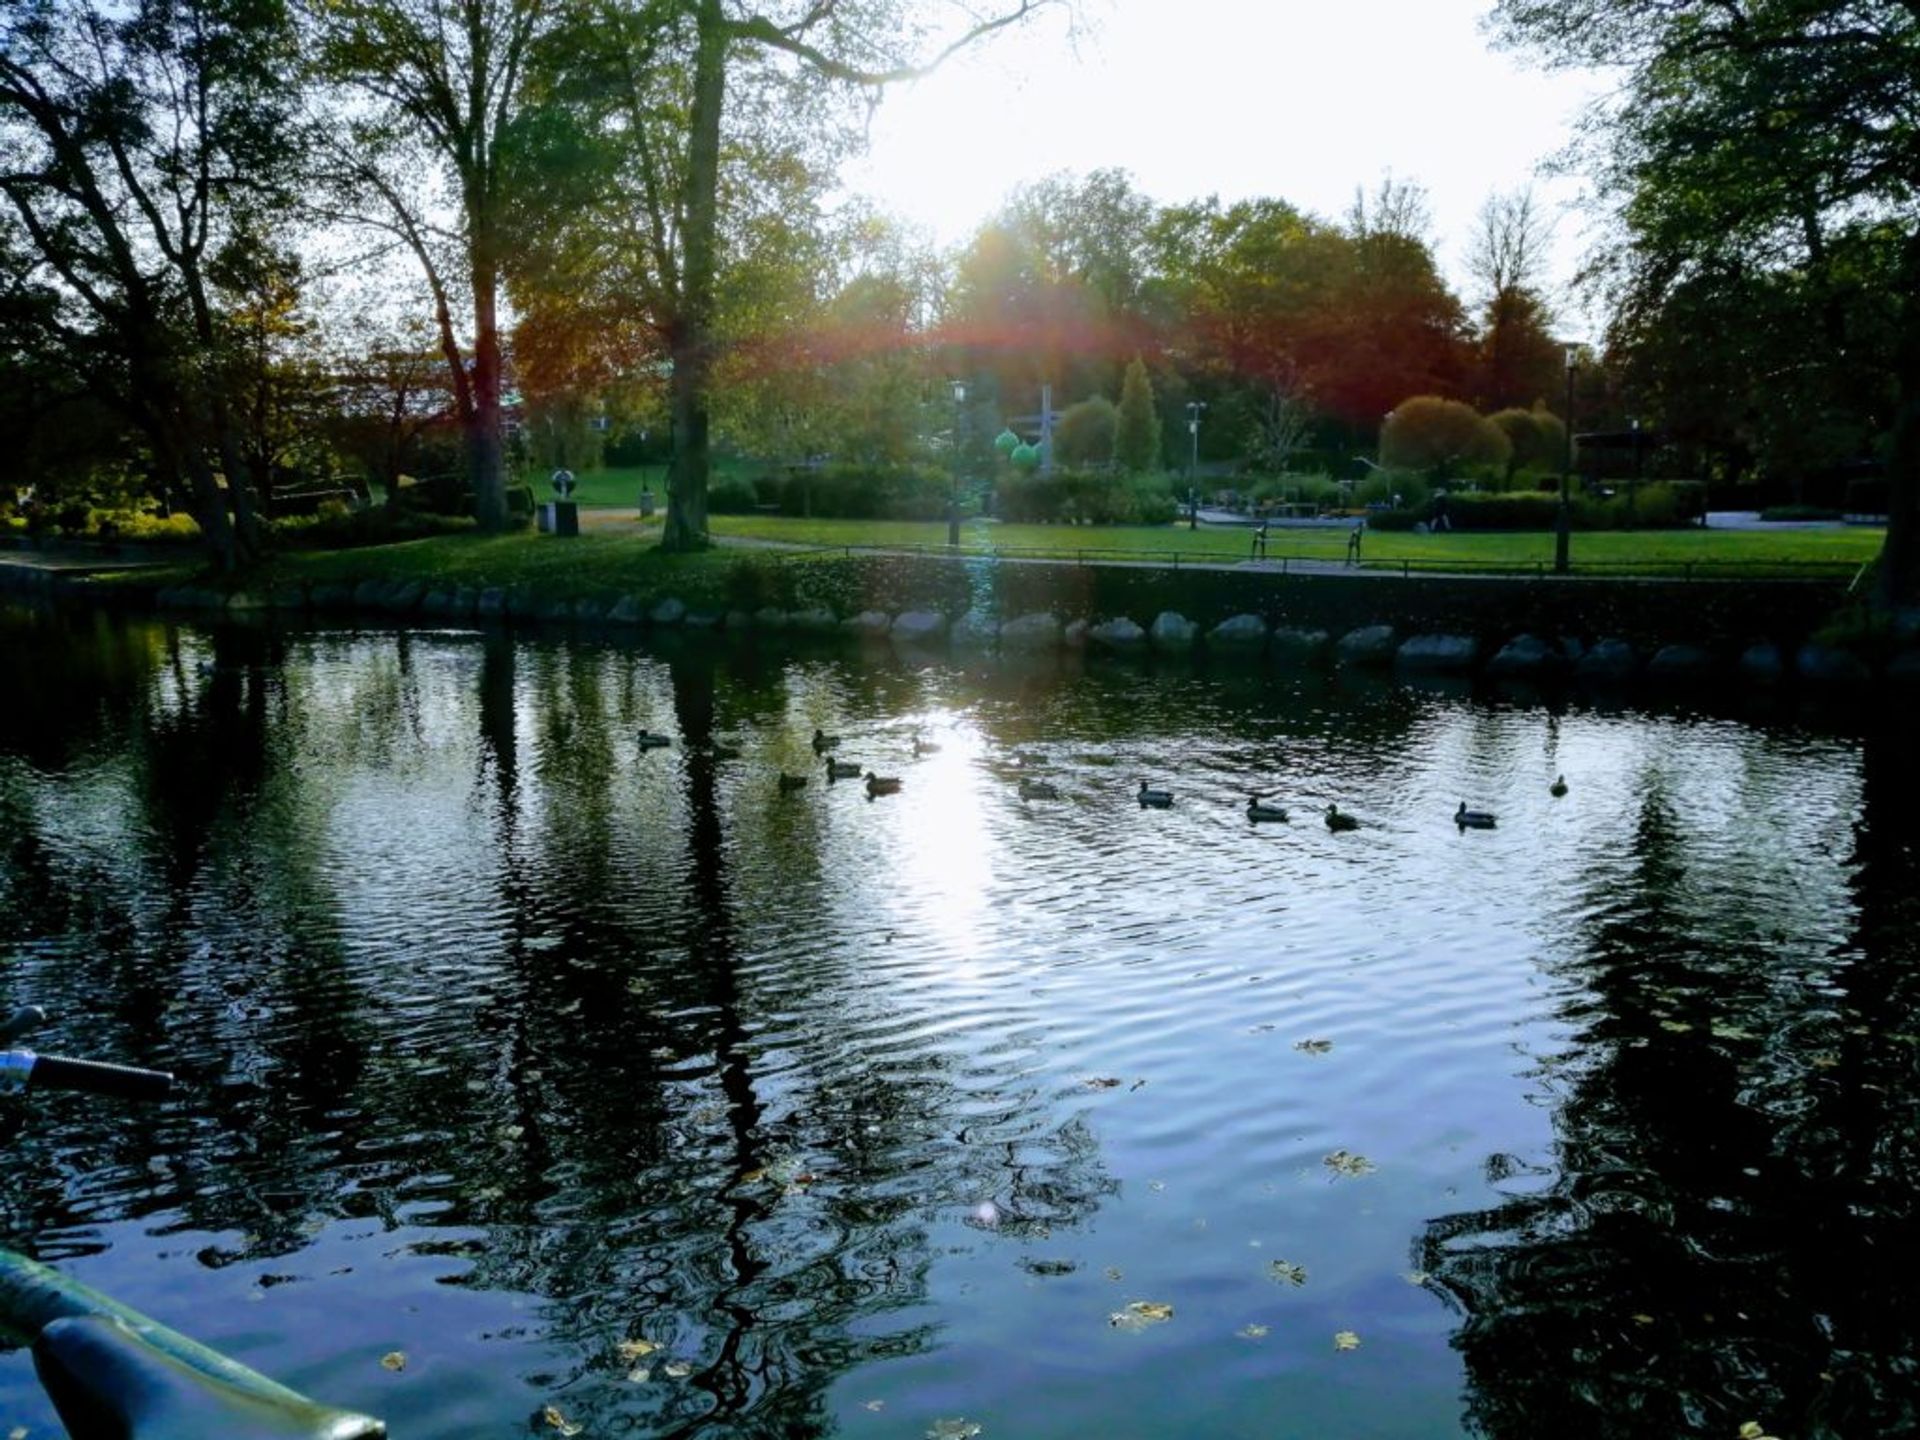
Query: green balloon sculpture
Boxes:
[
  {"xmin": 1010, "ymin": 443, "xmax": 1041, "ymax": 471},
  {"xmin": 994, "ymin": 428, "xmax": 1021, "ymax": 457}
]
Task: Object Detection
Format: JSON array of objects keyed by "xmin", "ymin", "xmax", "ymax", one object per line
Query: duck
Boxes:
[
  {"xmin": 811, "ymin": 728, "xmax": 840, "ymax": 754},
  {"xmin": 777, "ymin": 772, "xmax": 808, "ymax": 793},
  {"xmin": 637, "ymin": 729, "xmax": 672, "ymax": 749},
  {"xmin": 1138, "ymin": 780, "xmax": 1174, "ymax": 809},
  {"xmin": 1550, "ymin": 774, "xmax": 1568, "ymax": 798},
  {"xmin": 912, "ymin": 735, "xmax": 942, "ymax": 757},
  {"xmin": 1455, "ymin": 802, "xmax": 1498, "ymax": 829},
  {"xmin": 710, "ymin": 742, "xmax": 742, "ymax": 761},
  {"xmin": 865, "ymin": 771, "xmax": 903, "ymax": 797},
  {"xmin": 825, "ymin": 758, "xmax": 863, "ymax": 780},
  {"xmin": 1324, "ymin": 804, "xmax": 1359, "ymax": 832},
  {"xmin": 1246, "ymin": 794, "xmax": 1289, "ymax": 823},
  {"xmin": 1019, "ymin": 777, "xmax": 1060, "ymax": 801}
]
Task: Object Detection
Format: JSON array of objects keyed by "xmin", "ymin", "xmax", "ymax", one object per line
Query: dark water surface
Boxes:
[{"xmin": 2, "ymin": 604, "xmax": 1916, "ymax": 1439}]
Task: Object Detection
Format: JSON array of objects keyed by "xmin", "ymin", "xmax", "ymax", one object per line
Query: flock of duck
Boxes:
[{"xmin": 636, "ymin": 724, "xmax": 1570, "ymax": 826}]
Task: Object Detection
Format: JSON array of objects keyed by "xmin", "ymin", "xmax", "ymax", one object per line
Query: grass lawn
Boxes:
[{"xmin": 689, "ymin": 513, "xmax": 1881, "ymax": 577}]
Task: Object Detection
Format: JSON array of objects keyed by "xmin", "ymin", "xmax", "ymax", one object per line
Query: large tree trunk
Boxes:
[
  {"xmin": 470, "ymin": 247, "xmax": 510, "ymax": 532},
  {"xmin": 660, "ymin": 0, "xmax": 727, "ymax": 554},
  {"xmin": 1879, "ymin": 257, "xmax": 1920, "ymax": 611}
]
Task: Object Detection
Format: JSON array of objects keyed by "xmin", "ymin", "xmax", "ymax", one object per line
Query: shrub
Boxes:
[
  {"xmin": 708, "ymin": 475, "xmax": 760, "ymax": 514},
  {"xmin": 1115, "ymin": 358, "xmax": 1161, "ymax": 473},
  {"xmin": 112, "ymin": 511, "xmax": 201, "ymax": 543},
  {"xmin": 757, "ymin": 464, "xmax": 952, "ymax": 520},
  {"xmin": 272, "ymin": 506, "xmax": 475, "ymax": 551},
  {"xmin": 1054, "ymin": 396, "xmax": 1118, "ymax": 468},
  {"xmin": 994, "ymin": 469, "xmax": 1177, "ymax": 525},
  {"xmin": 1488, "ymin": 407, "xmax": 1567, "ymax": 480},
  {"xmin": 724, "ymin": 554, "xmax": 799, "ymax": 611},
  {"xmin": 1382, "ymin": 397, "xmax": 1511, "ymax": 478},
  {"xmin": 1366, "ymin": 509, "xmax": 1423, "ymax": 531}
]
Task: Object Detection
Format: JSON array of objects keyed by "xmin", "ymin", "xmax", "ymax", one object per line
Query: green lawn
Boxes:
[{"xmin": 692, "ymin": 513, "xmax": 1881, "ymax": 577}]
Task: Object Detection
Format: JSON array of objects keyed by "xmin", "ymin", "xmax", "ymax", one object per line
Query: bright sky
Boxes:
[{"xmin": 842, "ymin": 0, "xmax": 1610, "ymax": 336}]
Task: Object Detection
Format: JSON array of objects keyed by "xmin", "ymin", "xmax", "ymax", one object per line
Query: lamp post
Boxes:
[
  {"xmin": 1186, "ymin": 400, "xmax": 1206, "ymax": 529},
  {"xmin": 1554, "ymin": 345, "xmax": 1576, "ymax": 575},
  {"xmin": 948, "ymin": 379, "xmax": 967, "ymax": 547}
]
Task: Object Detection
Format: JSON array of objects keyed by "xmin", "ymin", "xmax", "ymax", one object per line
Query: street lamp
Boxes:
[
  {"xmin": 1555, "ymin": 345, "xmax": 1576, "ymax": 575},
  {"xmin": 1186, "ymin": 400, "xmax": 1207, "ymax": 530},
  {"xmin": 949, "ymin": 379, "xmax": 967, "ymax": 547}
]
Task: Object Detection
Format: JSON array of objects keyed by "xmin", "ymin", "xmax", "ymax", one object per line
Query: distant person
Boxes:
[
  {"xmin": 1252, "ymin": 519, "xmax": 1269, "ymax": 560},
  {"xmin": 1431, "ymin": 489, "xmax": 1452, "ymax": 532},
  {"xmin": 1346, "ymin": 520, "xmax": 1364, "ymax": 567}
]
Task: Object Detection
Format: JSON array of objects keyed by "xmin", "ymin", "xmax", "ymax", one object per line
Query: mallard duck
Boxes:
[
  {"xmin": 1550, "ymin": 774, "xmax": 1568, "ymax": 798},
  {"xmin": 1324, "ymin": 804, "xmax": 1359, "ymax": 832},
  {"xmin": 637, "ymin": 730, "xmax": 672, "ymax": 749},
  {"xmin": 825, "ymin": 758, "xmax": 863, "ymax": 780},
  {"xmin": 778, "ymin": 772, "xmax": 808, "ymax": 793},
  {"xmin": 1138, "ymin": 780, "xmax": 1173, "ymax": 808},
  {"xmin": 865, "ymin": 771, "xmax": 902, "ymax": 797},
  {"xmin": 913, "ymin": 736, "xmax": 942, "ymax": 756},
  {"xmin": 1246, "ymin": 794, "xmax": 1289, "ymax": 823},
  {"xmin": 1019, "ymin": 777, "xmax": 1060, "ymax": 801},
  {"xmin": 812, "ymin": 728, "xmax": 840, "ymax": 753},
  {"xmin": 1455, "ymin": 802, "xmax": 1498, "ymax": 829}
]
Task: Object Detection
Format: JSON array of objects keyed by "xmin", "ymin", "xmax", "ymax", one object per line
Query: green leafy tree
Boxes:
[
  {"xmin": 1382, "ymin": 396, "xmax": 1511, "ymax": 479},
  {"xmin": 1054, "ymin": 396, "xmax": 1117, "ymax": 467},
  {"xmin": 1489, "ymin": 406, "xmax": 1567, "ymax": 483},
  {"xmin": 1489, "ymin": 0, "xmax": 1920, "ymax": 606},
  {"xmin": 1115, "ymin": 356, "xmax": 1161, "ymax": 473},
  {"xmin": 1, "ymin": 0, "xmax": 302, "ymax": 567}
]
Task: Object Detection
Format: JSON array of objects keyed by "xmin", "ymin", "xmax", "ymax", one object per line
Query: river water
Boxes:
[{"xmin": 1, "ymin": 603, "xmax": 1915, "ymax": 1439}]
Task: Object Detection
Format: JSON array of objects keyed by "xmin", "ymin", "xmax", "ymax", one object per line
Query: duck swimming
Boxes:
[
  {"xmin": 812, "ymin": 728, "xmax": 840, "ymax": 753},
  {"xmin": 825, "ymin": 758, "xmax": 863, "ymax": 780},
  {"xmin": 778, "ymin": 772, "xmax": 808, "ymax": 793},
  {"xmin": 1019, "ymin": 777, "xmax": 1060, "ymax": 801},
  {"xmin": 1455, "ymin": 802, "xmax": 1497, "ymax": 829},
  {"xmin": 1246, "ymin": 794, "xmax": 1289, "ymax": 823},
  {"xmin": 1138, "ymin": 781, "xmax": 1173, "ymax": 808},
  {"xmin": 637, "ymin": 730, "xmax": 672, "ymax": 749},
  {"xmin": 1550, "ymin": 774, "xmax": 1568, "ymax": 797},
  {"xmin": 865, "ymin": 772, "xmax": 902, "ymax": 797},
  {"xmin": 1324, "ymin": 804, "xmax": 1359, "ymax": 832}
]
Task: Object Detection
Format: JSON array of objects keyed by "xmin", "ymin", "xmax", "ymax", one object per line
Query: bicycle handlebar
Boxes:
[{"xmin": 0, "ymin": 1049, "xmax": 173, "ymax": 1102}]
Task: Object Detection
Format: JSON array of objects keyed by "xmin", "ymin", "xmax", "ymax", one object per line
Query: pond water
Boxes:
[{"xmin": 2, "ymin": 603, "xmax": 1916, "ymax": 1440}]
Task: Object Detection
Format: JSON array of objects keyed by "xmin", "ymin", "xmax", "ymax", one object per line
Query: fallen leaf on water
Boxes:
[
  {"xmin": 1083, "ymin": 1077, "xmax": 1123, "ymax": 1090},
  {"xmin": 738, "ymin": 1169, "xmax": 766, "ymax": 1185},
  {"xmin": 1811, "ymin": 1054, "xmax": 1839, "ymax": 1068},
  {"xmin": 625, "ymin": 1367, "xmax": 651, "ymax": 1383},
  {"xmin": 1237, "ymin": 1323, "xmax": 1270, "ymax": 1339},
  {"xmin": 379, "ymin": 1351, "xmax": 406, "ymax": 1372},
  {"xmin": 926, "ymin": 1420, "xmax": 982, "ymax": 1440},
  {"xmin": 1109, "ymin": 1300, "xmax": 1175, "ymax": 1330},
  {"xmin": 10, "ymin": 1426, "xmax": 26, "ymax": 1440},
  {"xmin": 1268, "ymin": 1260, "xmax": 1308, "ymax": 1287},
  {"xmin": 663, "ymin": 1360, "xmax": 693, "ymax": 1378},
  {"xmin": 542, "ymin": 1406, "xmax": 583, "ymax": 1437},
  {"xmin": 863, "ymin": 1400, "xmax": 885, "ymax": 1412},
  {"xmin": 1148, "ymin": 1180, "xmax": 1166, "ymax": 1192},
  {"xmin": 1711, "ymin": 1023, "xmax": 1754, "ymax": 1042},
  {"xmin": 1738, "ymin": 1424, "xmax": 1781, "ymax": 1440},
  {"xmin": 1659, "ymin": 1019, "xmax": 1693, "ymax": 1033},
  {"xmin": 1324, "ymin": 1149, "xmax": 1377, "ymax": 1178},
  {"xmin": 1333, "ymin": 1330, "xmax": 1361, "ymax": 1352},
  {"xmin": 1403, "ymin": 1271, "xmax": 1430, "ymax": 1287},
  {"xmin": 617, "ymin": 1339, "xmax": 659, "ymax": 1363},
  {"xmin": 1293, "ymin": 1038, "xmax": 1333, "ymax": 1055},
  {"xmin": 1631, "ymin": 1314, "xmax": 1655, "ymax": 1326}
]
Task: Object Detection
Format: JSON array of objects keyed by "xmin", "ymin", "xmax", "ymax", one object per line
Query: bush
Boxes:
[
  {"xmin": 1366, "ymin": 509, "xmax": 1423, "ymax": 531},
  {"xmin": 759, "ymin": 464, "xmax": 952, "ymax": 520},
  {"xmin": 1054, "ymin": 396, "xmax": 1118, "ymax": 468},
  {"xmin": 708, "ymin": 475, "xmax": 760, "ymax": 514},
  {"xmin": 1488, "ymin": 407, "xmax": 1567, "ymax": 480},
  {"xmin": 995, "ymin": 469, "xmax": 1177, "ymax": 525},
  {"xmin": 724, "ymin": 554, "xmax": 799, "ymax": 612},
  {"xmin": 1382, "ymin": 397, "xmax": 1511, "ymax": 478},
  {"xmin": 272, "ymin": 506, "xmax": 476, "ymax": 551}
]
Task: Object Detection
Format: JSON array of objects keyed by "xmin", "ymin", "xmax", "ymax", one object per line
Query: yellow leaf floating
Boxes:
[
  {"xmin": 1237, "ymin": 1323, "xmax": 1270, "ymax": 1339},
  {"xmin": 1333, "ymin": 1330, "xmax": 1361, "ymax": 1352},
  {"xmin": 1268, "ymin": 1260, "xmax": 1308, "ymax": 1287},
  {"xmin": 663, "ymin": 1361, "xmax": 693, "ymax": 1379},
  {"xmin": 1108, "ymin": 1300, "xmax": 1175, "ymax": 1330},
  {"xmin": 1737, "ymin": 1425, "xmax": 1780, "ymax": 1440},
  {"xmin": 1324, "ymin": 1149, "xmax": 1377, "ymax": 1178},
  {"xmin": 542, "ymin": 1406, "xmax": 583, "ymax": 1437},
  {"xmin": 616, "ymin": 1339, "xmax": 659, "ymax": 1363},
  {"xmin": 379, "ymin": 1351, "xmax": 406, "ymax": 1372}
]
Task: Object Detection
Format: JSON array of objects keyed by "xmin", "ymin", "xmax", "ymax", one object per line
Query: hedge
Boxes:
[{"xmin": 994, "ymin": 469, "xmax": 1178, "ymax": 525}]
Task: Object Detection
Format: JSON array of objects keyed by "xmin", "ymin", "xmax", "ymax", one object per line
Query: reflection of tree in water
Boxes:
[{"xmin": 1421, "ymin": 724, "xmax": 1920, "ymax": 1438}]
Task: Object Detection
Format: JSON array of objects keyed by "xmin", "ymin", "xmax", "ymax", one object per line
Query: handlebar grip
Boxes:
[{"xmin": 28, "ymin": 1055, "xmax": 173, "ymax": 1102}]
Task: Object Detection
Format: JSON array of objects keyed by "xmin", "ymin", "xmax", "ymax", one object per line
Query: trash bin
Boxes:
[{"xmin": 639, "ymin": 489, "xmax": 656, "ymax": 518}]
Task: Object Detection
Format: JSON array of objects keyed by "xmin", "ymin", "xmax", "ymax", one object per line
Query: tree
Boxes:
[
  {"xmin": 1489, "ymin": 406, "xmax": 1567, "ymax": 483},
  {"xmin": 1381, "ymin": 396, "xmax": 1511, "ymax": 478},
  {"xmin": 308, "ymin": 0, "xmax": 556, "ymax": 534},
  {"xmin": 1054, "ymin": 395, "xmax": 1117, "ymax": 467},
  {"xmin": 524, "ymin": 0, "xmax": 1055, "ymax": 552},
  {"xmin": 1115, "ymin": 356, "xmax": 1160, "ymax": 473},
  {"xmin": 1467, "ymin": 188, "xmax": 1564, "ymax": 411},
  {"xmin": 1, "ymin": 0, "xmax": 302, "ymax": 567},
  {"xmin": 1488, "ymin": 0, "xmax": 1920, "ymax": 606}
]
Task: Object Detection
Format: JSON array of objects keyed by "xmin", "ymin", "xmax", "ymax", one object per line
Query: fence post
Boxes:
[{"xmin": 1402, "ymin": 559, "xmax": 1409, "ymax": 578}]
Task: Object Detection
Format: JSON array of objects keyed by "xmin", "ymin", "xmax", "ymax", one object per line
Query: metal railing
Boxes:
[{"xmin": 768, "ymin": 539, "xmax": 1863, "ymax": 582}]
